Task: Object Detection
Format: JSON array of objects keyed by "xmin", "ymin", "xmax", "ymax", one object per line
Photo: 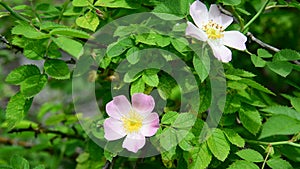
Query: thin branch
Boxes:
[
  {"xmin": 8, "ymin": 125, "xmax": 85, "ymax": 140},
  {"xmin": 0, "ymin": 136, "xmax": 33, "ymax": 148},
  {"xmin": 247, "ymin": 32, "xmax": 300, "ymax": 65},
  {"xmin": 247, "ymin": 32, "xmax": 279, "ymax": 52},
  {"xmin": 102, "ymin": 160, "xmax": 111, "ymax": 169}
]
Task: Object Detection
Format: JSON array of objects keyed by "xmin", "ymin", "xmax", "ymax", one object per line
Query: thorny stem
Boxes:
[
  {"xmin": 246, "ymin": 139, "xmax": 300, "ymax": 148},
  {"xmin": 0, "ymin": 1, "xmax": 30, "ymax": 22},
  {"xmin": 242, "ymin": 0, "xmax": 270, "ymax": 32}
]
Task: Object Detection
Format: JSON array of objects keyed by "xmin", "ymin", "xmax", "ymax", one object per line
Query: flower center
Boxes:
[
  {"xmin": 202, "ymin": 20, "xmax": 224, "ymax": 40},
  {"xmin": 121, "ymin": 110, "xmax": 143, "ymax": 133}
]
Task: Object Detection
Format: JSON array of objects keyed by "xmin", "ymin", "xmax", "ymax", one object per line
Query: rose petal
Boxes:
[
  {"xmin": 122, "ymin": 133, "xmax": 145, "ymax": 153},
  {"xmin": 208, "ymin": 41, "xmax": 232, "ymax": 63},
  {"xmin": 106, "ymin": 95, "xmax": 131, "ymax": 119},
  {"xmin": 141, "ymin": 113, "xmax": 159, "ymax": 137},
  {"xmin": 223, "ymin": 31, "xmax": 247, "ymax": 50},
  {"xmin": 190, "ymin": 0, "xmax": 208, "ymax": 28},
  {"xmin": 220, "ymin": 14, "xmax": 233, "ymax": 29},
  {"xmin": 132, "ymin": 93, "xmax": 155, "ymax": 115},
  {"xmin": 208, "ymin": 4, "xmax": 221, "ymax": 23},
  {"xmin": 104, "ymin": 118, "xmax": 126, "ymax": 141},
  {"xmin": 186, "ymin": 22, "xmax": 208, "ymax": 42}
]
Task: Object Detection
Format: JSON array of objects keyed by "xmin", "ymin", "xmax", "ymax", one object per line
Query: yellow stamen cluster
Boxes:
[
  {"xmin": 121, "ymin": 110, "xmax": 143, "ymax": 133},
  {"xmin": 202, "ymin": 20, "xmax": 224, "ymax": 39}
]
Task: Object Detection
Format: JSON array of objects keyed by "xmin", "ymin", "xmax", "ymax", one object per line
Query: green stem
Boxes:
[
  {"xmin": 57, "ymin": 0, "xmax": 70, "ymax": 23},
  {"xmin": 242, "ymin": 0, "xmax": 270, "ymax": 32},
  {"xmin": 0, "ymin": 1, "xmax": 30, "ymax": 22},
  {"xmin": 230, "ymin": 6, "xmax": 244, "ymax": 31},
  {"xmin": 261, "ymin": 145, "xmax": 271, "ymax": 169},
  {"xmin": 246, "ymin": 139, "xmax": 300, "ymax": 148}
]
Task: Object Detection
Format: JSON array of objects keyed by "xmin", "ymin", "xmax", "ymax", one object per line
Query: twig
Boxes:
[
  {"xmin": 247, "ymin": 32, "xmax": 279, "ymax": 52},
  {"xmin": 247, "ymin": 32, "xmax": 300, "ymax": 65},
  {"xmin": 0, "ymin": 136, "xmax": 32, "ymax": 148},
  {"xmin": 102, "ymin": 160, "xmax": 111, "ymax": 169},
  {"xmin": 8, "ymin": 125, "xmax": 85, "ymax": 140}
]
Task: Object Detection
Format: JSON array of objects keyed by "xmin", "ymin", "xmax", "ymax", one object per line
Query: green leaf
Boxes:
[
  {"xmin": 20, "ymin": 74, "xmax": 48, "ymax": 98},
  {"xmin": 52, "ymin": 36, "xmax": 83, "ymax": 59},
  {"xmin": 227, "ymin": 160, "xmax": 259, "ymax": 169},
  {"xmin": 267, "ymin": 61, "xmax": 293, "ymax": 77},
  {"xmin": 185, "ymin": 143, "xmax": 212, "ymax": 169},
  {"xmin": 267, "ymin": 158, "xmax": 293, "ymax": 169},
  {"xmin": 126, "ymin": 47, "xmax": 140, "ymax": 64},
  {"xmin": 12, "ymin": 23, "xmax": 49, "ymax": 39},
  {"xmin": 239, "ymin": 106, "xmax": 262, "ymax": 135},
  {"xmin": 236, "ymin": 149, "xmax": 264, "ymax": 162},
  {"xmin": 172, "ymin": 113, "xmax": 196, "ymax": 128},
  {"xmin": 259, "ymin": 115, "xmax": 300, "ymax": 139},
  {"xmin": 223, "ymin": 128, "xmax": 245, "ymax": 148},
  {"xmin": 33, "ymin": 165, "xmax": 45, "ymax": 169},
  {"xmin": 76, "ymin": 11, "xmax": 99, "ymax": 32},
  {"xmin": 222, "ymin": 0, "xmax": 241, "ymax": 6},
  {"xmin": 227, "ymin": 81, "xmax": 248, "ymax": 90},
  {"xmin": 130, "ymin": 78, "xmax": 145, "ymax": 96},
  {"xmin": 193, "ymin": 50, "xmax": 210, "ymax": 82},
  {"xmin": 44, "ymin": 59, "xmax": 70, "ymax": 80},
  {"xmin": 142, "ymin": 71, "xmax": 159, "ymax": 87},
  {"xmin": 72, "ymin": 0, "xmax": 90, "ymax": 7},
  {"xmin": 239, "ymin": 78, "xmax": 275, "ymax": 95},
  {"xmin": 161, "ymin": 146, "xmax": 177, "ymax": 168},
  {"xmin": 153, "ymin": 0, "xmax": 189, "ymax": 20},
  {"xmin": 106, "ymin": 38, "xmax": 133, "ymax": 58},
  {"xmin": 291, "ymin": 97, "xmax": 300, "ymax": 113},
  {"xmin": 94, "ymin": 0, "xmax": 140, "ymax": 9},
  {"xmin": 207, "ymin": 128, "xmax": 230, "ymax": 161},
  {"xmin": 39, "ymin": 21, "xmax": 66, "ymax": 30},
  {"xmin": 251, "ymin": 54, "xmax": 266, "ymax": 67},
  {"xmin": 50, "ymin": 28, "xmax": 91, "ymax": 39},
  {"xmin": 171, "ymin": 37, "xmax": 189, "ymax": 52},
  {"xmin": 160, "ymin": 127, "xmax": 177, "ymax": 150},
  {"xmin": 157, "ymin": 73, "xmax": 177, "ymax": 100},
  {"xmin": 5, "ymin": 65, "xmax": 40, "ymax": 85},
  {"xmin": 134, "ymin": 33, "xmax": 170, "ymax": 47},
  {"xmin": 179, "ymin": 132, "xmax": 195, "ymax": 151},
  {"xmin": 161, "ymin": 111, "xmax": 178, "ymax": 125},
  {"xmin": 224, "ymin": 93, "xmax": 241, "ymax": 114},
  {"xmin": 5, "ymin": 93, "xmax": 27, "ymax": 130},
  {"xmin": 273, "ymin": 49, "xmax": 300, "ymax": 61},
  {"xmin": 257, "ymin": 48, "xmax": 272, "ymax": 58},
  {"xmin": 226, "ymin": 68, "xmax": 256, "ymax": 78},
  {"xmin": 261, "ymin": 105, "xmax": 300, "ymax": 121},
  {"xmin": 123, "ymin": 68, "xmax": 143, "ymax": 83},
  {"xmin": 10, "ymin": 155, "xmax": 30, "ymax": 169},
  {"xmin": 23, "ymin": 40, "xmax": 45, "ymax": 60}
]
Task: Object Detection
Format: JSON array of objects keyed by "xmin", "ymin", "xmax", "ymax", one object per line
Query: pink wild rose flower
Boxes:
[
  {"xmin": 104, "ymin": 93, "xmax": 159, "ymax": 153},
  {"xmin": 186, "ymin": 0, "xmax": 247, "ymax": 62}
]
